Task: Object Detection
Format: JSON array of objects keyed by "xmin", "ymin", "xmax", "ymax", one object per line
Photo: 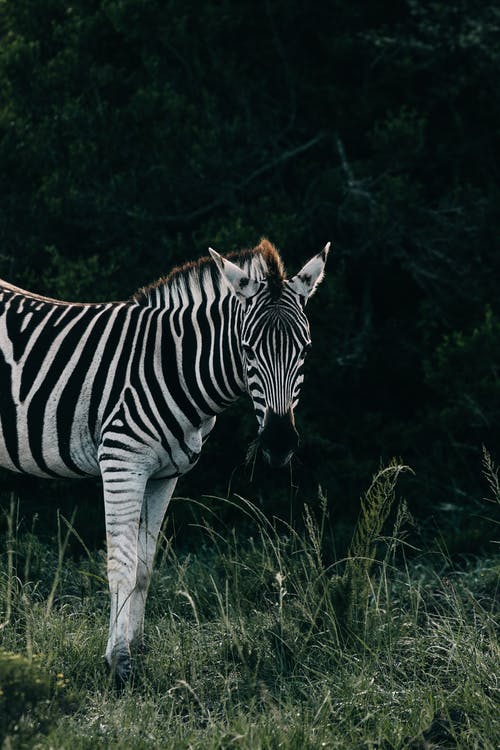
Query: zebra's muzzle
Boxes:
[{"xmin": 259, "ymin": 408, "xmax": 299, "ymax": 468}]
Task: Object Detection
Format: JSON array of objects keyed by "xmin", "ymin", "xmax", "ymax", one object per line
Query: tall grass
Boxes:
[{"xmin": 0, "ymin": 463, "xmax": 499, "ymax": 749}]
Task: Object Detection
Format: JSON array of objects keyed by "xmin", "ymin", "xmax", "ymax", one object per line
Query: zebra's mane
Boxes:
[{"xmin": 132, "ymin": 238, "xmax": 286, "ymax": 306}]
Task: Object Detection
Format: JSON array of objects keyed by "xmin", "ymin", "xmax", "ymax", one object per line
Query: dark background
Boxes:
[{"xmin": 1, "ymin": 0, "xmax": 499, "ymax": 554}]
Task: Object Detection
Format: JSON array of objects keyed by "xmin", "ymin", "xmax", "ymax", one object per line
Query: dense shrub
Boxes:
[{"xmin": 0, "ymin": 649, "xmax": 69, "ymax": 744}]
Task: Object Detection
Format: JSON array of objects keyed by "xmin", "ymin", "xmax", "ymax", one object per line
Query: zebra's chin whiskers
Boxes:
[
  {"xmin": 247, "ymin": 434, "xmax": 294, "ymax": 470},
  {"xmin": 262, "ymin": 447, "xmax": 294, "ymax": 469},
  {"xmin": 257, "ymin": 407, "xmax": 299, "ymax": 469}
]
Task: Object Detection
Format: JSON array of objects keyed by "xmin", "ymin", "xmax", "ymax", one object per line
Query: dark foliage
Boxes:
[{"xmin": 1, "ymin": 0, "xmax": 499, "ymax": 550}]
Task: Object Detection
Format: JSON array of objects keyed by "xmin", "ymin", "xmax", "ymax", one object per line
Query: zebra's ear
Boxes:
[
  {"xmin": 287, "ymin": 242, "xmax": 330, "ymax": 302},
  {"xmin": 208, "ymin": 248, "xmax": 261, "ymax": 300}
]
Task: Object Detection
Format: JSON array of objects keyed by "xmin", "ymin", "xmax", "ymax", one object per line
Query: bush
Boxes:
[{"xmin": 0, "ymin": 649, "xmax": 70, "ymax": 745}]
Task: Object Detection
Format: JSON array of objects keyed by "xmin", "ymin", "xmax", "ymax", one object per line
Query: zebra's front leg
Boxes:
[
  {"xmin": 102, "ymin": 470, "xmax": 147, "ymax": 687},
  {"xmin": 128, "ymin": 477, "xmax": 178, "ymax": 648}
]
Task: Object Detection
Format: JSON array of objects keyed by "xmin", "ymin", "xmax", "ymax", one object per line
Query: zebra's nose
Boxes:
[{"xmin": 259, "ymin": 408, "xmax": 299, "ymax": 468}]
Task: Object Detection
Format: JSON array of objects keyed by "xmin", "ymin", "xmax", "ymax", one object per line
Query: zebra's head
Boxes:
[{"xmin": 209, "ymin": 242, "xmax": 329, "ymax": 468}]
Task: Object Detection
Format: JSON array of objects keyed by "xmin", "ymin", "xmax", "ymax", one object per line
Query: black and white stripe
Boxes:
[{"xmin": 0, "ymin": 238, "xmax": 328, "ymax": 684}]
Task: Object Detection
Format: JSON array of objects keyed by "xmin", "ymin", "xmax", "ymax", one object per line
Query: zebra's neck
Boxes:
[
  {"xmin": 135, "ymin": 257, "xmax": 267, "ymax": 415},
  {"xmin": 130, "ymin": 243, "xmax": 286, "ymax": 415}
]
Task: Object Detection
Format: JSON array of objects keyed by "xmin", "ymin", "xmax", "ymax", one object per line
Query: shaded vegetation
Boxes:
[
  {"xmin": 0, "ymin": 650, "xmax": 72, "ymax": 742},
  {"xmin": 1, "ymin": 4, "xmax": 499, "ymax": 743},
  {"xmin": 0, "ymin": 0, "xmax": 499, "ymax": 547},
  {"xmin": 1, "ymin": 467, "xmax": 499, "ymax": 748}
]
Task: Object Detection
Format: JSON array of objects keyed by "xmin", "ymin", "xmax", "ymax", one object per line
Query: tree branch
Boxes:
[{"xmin": 126, "ymin": 132, "xmax": 326, "ymax": 226}]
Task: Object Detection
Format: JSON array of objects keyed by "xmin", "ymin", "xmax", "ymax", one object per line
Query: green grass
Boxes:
[{"xmin": 0, "ymin": 466, "xmax": 499, "ymax": 749}]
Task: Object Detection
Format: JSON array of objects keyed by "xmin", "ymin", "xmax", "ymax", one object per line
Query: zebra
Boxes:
[{"xmin": 0, "ymin": 238, "xmax": 329, "ymax": 684}]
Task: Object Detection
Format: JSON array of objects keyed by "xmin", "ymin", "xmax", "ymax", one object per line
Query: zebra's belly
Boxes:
[
  {"xmin": 0, "ymin": 412, "xmax": 100, "ymax": 478},
  {"xmin": 0, "ymin": 442, "xmax": 99, "ymax": 478}
]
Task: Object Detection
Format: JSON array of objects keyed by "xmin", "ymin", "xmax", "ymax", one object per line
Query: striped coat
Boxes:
[{"xmin": 0, "ymin": 238, "xmax": 328, "ymax": 684}]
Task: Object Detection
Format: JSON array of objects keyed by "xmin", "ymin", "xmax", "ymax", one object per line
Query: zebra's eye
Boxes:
[
  {"xmin": 303, "ymin": 342, "xmax": 312, "ymax": 356},
  {"xmin": 243, "ymin": 344, "xmax": 255, "ymax": 361}
]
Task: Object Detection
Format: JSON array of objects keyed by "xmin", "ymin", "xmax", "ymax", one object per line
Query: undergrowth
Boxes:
[{"xmin": 0, "ymin": 461, "xmax": 499, "ymax": 749}]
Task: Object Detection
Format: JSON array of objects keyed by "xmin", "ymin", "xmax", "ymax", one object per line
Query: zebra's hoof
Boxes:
[{"xmin": 107, "ymin": 648, "xmax": 132, "ymax": 692}]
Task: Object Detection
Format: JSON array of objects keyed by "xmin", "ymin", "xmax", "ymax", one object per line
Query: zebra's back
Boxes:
[{"xmin": 0, "ymin": 282, "xmax": 135, "ymax": 478}]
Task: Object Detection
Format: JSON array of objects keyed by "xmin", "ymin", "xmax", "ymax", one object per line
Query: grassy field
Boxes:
[{"xmin": 0, "ymin": 464, "xmax": 499, "ymax": 749}]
